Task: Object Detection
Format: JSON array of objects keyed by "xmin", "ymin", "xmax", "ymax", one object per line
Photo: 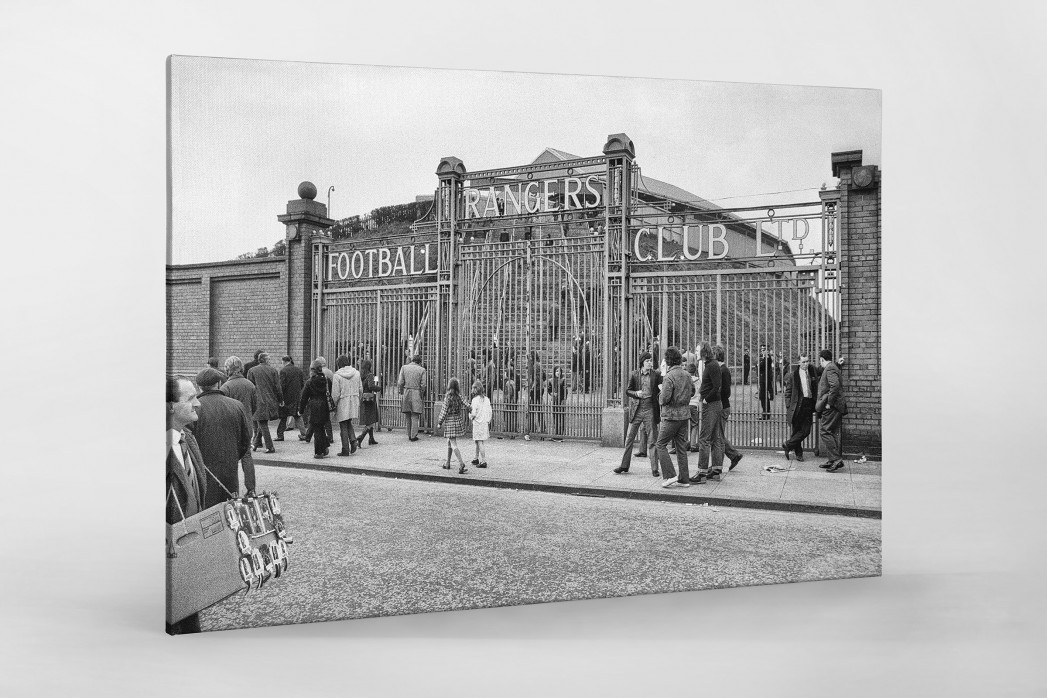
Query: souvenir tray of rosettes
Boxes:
[{"xmin": 166, "ymin": 491, "xmax": 293, "ymax": 624}]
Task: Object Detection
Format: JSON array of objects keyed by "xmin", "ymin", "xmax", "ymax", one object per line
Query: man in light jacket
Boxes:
[
  {"xmin": 654, "ymin": 347, "xmax": 694, "ymax": 489},
  {"xmin": 397, "ymin": 354, "xmax": 427, "ymax": 441}
]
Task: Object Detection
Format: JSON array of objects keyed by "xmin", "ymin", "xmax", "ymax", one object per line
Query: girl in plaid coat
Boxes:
[{"xmin": 437, "ymin": 377, "xmax": 469, "ymax": 474}]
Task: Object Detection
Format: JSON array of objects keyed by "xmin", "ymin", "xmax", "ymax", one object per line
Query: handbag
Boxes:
[
  {"xmin": 326, "ymin": 385, "xmax": 337, "ymax": 412},
  {"xmin": 361, "ymin": 392, "xmax": 376, "ymax": 403}
]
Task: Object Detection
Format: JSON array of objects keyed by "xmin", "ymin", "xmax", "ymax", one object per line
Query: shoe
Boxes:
[
  {"xmin": 350, "ymin": 440, "xmax": 358, "ymax": 454},
  {"xmin": 819, "ymin": 461, "xmax": 834, "ymax": 469},
  {"xmin": 337, "ymin": 451, "xmax": 351, "ymax": 457},
  {"xmin": 368, "ymin": 438, "xmax": 378, "ymax": 445},
  {"xmin": 409, "ymin": 437, "xmax": 419, "ymax": 442},
  {"xmin": 613, "ymin": 466, "xmax": 629, "ymax": 474},
  {"xmin": 471, "ymin": 458, "xmax": 479, "ymax": 465},
  {"xmin": 661, "ymin": 478, "xmax": 677, "ymax": 489},
  {"xmin": 442, "ymin": 464, "xmax": 451, "ymax": 469},
  {"xmin": 458, "ymin": 466, "xmax": 468, "ymax": 474},
  {"xmin": 264, "ymin": 448, "xmax": 276, "ymax": 454},
  {"xmin": 677, "ymin": 481, "xmax": 691, "ymax": 488},
  {"xmin": 252, "ymin": 446, "xmax": 259, "ymax": 452},
  {"xmin": 323, "ymin": 448, "xmax": 329, "ymax": 456},
  {"xmin": 827, "ymin": 461, "xmax": 845, "ymax": 472},
  {"xmin": 707, "ymin": 471, "xmax": 722, "ymax": 482},
  {"xmin": 795, "ymin": 453, "xmax": 805, "ymax": 462},
  {"xmin": 274, "ymin": 436, "xmax": 284, "ymax": 441},
  {"xmin": 652, "ymin": 471, "xmax": 660, "ymax": 477},
  {"xmin": 477, "ymin": 462, "xmax": 488, "ymax": 468},
  {"xmin": 782, "ymin": 443, "xmax": 791, "ymax": 460},
  {"xmin": 728, "ymin": 454, "xmax": 743, "ymax": 471},
  {"xmin": 633, "ymin": 452, "xmax": 646, "ymax": 458},
  {"xmin": 688, "ymin": 474, "xmax": 707, "ymax": 484},
  {"xmin": 313, "ymin": 453, "xmax": 327, "ymax": 459}
]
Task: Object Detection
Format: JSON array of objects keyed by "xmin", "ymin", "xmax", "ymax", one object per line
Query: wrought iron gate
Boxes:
[
  {"xmin": 456, "ymin": 235, "xmax": 606, "ymax": 439},
  {"xmin": 623, "ymin": 198, "xmax": 841, "ymax": 450},
  {"xmin": 319, "ymin": 283, "xmax": 441, "ymax": 430},
  {"xmin": 312, "ymin": 144, "xmax": 841, "ymax": 449}
]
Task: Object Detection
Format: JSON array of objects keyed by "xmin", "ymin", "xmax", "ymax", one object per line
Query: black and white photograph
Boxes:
[
  {"xmin": 4, "ymin": 3, "xmax": 1046, "ymax": 696},
  {"xmin": 165, "ymin": 57, "xmax": 882, "ymax": 633}
]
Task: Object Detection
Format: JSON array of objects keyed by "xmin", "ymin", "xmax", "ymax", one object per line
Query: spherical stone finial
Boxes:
[{"xmin": 298, "ymin": 181, "xmax": 318, "ymax": 200}]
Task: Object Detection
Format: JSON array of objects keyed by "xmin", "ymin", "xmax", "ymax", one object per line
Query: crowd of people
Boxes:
[{"xmin": 614, "ymin": 343, "xmax": 848, "ymax": 488}]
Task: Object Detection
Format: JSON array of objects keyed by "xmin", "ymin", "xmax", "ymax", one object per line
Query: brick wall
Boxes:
[
  {"xmin": 166, "ymin": 257, "xmax": 286, "ymax": 376},
  {"xmin": 166, "ymin": 278, "xmax": 207, "ymax": 375},
  {"xmin": 838, "ymin": 166, "xmax": 882, "ymax": 457}
]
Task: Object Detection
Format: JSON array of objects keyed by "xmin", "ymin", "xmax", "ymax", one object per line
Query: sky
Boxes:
[{"xmin": 169, "ymin": 57, "xmax": 881, "ymax": 264}]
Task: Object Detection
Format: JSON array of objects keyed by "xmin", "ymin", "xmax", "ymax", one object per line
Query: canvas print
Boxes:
[{"xmin": 166, "ymin": 57, "xmax": 881, "ymax": 634}]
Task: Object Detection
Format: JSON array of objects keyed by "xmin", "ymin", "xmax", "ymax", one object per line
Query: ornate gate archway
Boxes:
[{"xmin": 455, "ymin": 236, "xmax": 606, "ymax": 439}]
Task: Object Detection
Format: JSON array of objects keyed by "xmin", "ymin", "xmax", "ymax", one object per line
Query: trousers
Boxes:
[
  {"xmin": 819, "ymin": 407, "xmax": 844, "ymax": 462},
  {"xmin": 654, "ymin": 418, "xmax": 690, "ymax": 483},
  {"xmin": 697, "ymin": 401, "xmax": 724, "ymax": 473},
  {"xmin": 620, "ymin": 404, "xmax": 657, "ymax": 473}
]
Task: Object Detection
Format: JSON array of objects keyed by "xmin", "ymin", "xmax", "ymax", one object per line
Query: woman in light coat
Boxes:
[{"xmin": 331, "ymin": 354, "xmax": 363, "ymax": 456}]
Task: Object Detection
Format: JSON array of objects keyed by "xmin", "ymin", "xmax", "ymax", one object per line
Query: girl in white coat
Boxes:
[{"xmin": 469, "ymin": 380, "xmax": 492, "ymax": 468}]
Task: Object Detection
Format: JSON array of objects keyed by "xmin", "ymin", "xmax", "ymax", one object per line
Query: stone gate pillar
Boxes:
[
  {"xmin": 601, "ymin": 133, "xmax": 636, "ymax": 448},
  {"xmin": 826, "ymin": 150, "xmax": 882, "ymax": 458},
  {"xmin": 278, "ymin": 181, "xmax": 333, "ymax": 368}
]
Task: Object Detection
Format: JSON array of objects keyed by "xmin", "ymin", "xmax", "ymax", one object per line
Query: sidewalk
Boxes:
[{"xmin": 252, "ymin": 428, "xmax": 881, "ymax": 519}]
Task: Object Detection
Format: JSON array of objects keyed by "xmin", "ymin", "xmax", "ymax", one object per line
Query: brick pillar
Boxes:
[
  {"xmin": 830, "ymin": 151, "xmax": 881, "ymax": 457},
  {"xmin": 278, "ymin": 181, "xmax": 333, "ymax": 368}
]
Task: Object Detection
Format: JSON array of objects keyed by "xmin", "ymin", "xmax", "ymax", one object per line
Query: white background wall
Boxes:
[{"xmin": 2, "ymin": 2, "xmax": 1044, "ymax": 696}]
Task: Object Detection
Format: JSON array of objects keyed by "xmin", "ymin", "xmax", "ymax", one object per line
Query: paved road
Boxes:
[{"xmin": 202, "ymin": 465, "xmax": 881, "ymax": 632}]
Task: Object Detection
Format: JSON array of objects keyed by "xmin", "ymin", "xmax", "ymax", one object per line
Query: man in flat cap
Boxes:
[{"xmin": 189, "ymin": 368, "xmax": 256, "ymax": 508}]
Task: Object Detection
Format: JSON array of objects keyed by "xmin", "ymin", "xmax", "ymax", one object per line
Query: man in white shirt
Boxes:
[
  {"xmin": 782, "ymin": 354, "xmax": 818, "ymax": 461},
  {"xmin": 166, "ymin": 375, "xmax": 208, "ymax": 634}
]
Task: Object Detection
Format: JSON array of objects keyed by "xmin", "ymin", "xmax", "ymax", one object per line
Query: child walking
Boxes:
[
  {"xmin": 469, "ymin": 380, "xmax": 493, "ymax": 468},
  {"xmin": 436, "ymin": 377, "xmax": 469, "ymax": 474}
]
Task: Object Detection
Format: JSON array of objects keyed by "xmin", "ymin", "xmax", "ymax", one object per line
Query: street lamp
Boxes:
[{"xmin": 327, "ymin": 186, "xmax": 335, "ymax": 217}]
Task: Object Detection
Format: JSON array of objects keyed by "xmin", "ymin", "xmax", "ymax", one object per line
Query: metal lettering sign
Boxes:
[
  {"xmin": 326, "ymin": 243, "xmax": 440, "ymax": 281},
  {"xmin": 462, "ymin": 176, "xmax": 603, "ymax": 219}
]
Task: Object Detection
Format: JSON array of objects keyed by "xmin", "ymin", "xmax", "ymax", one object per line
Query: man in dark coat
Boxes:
[
  {"xmin": 277, "ymin": 355, "xmax": 305, "ymax": 440},
  {"xmin": 166, "ymin": 375, "xmax": 208, "ymax": 635},
  {"xmin": 222, "ymin": 356, "xmax": 256, "ymax": 430},
  {"xmin": 743, "ymin": 350, "xmax": 751, "ymax": 385},
  {"xmin": 757, "ymin": 344, "xmax": 776, "ymax": 419},
  {"xmin": 190, "ymin": 368, "xmax": 256, "ymax": 508},
  {"xmin": 614, "ymin": 352, "xmax": 662, "ymax": 475},
  {"xmin": 525, "ymin": 352, "xmax": 546, "ymax": 439},
  {"xmin": 715, "ymin": 345, "xmax": 744, "ymax": 472},
  {"xmin": 247, "ymin": 351, "xmax": 284, "ymax": 456},
  {"xmin": 693, "ymin": 342, "xmax": 723, "ymax": 482},
  {"xmin": 243, "ymin": 349, "xmax": 263, "ymax": 379},
  {"xmin": 815, "ymin": 349, "xmax": 848, "ymax": 472},
  {"xmin": 247, "ymin": 352, "xmax": 283, "ymax": 453},
  {"xmin": 782, "ymin": 353, "xmax": 818, "ymax": 462}
]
